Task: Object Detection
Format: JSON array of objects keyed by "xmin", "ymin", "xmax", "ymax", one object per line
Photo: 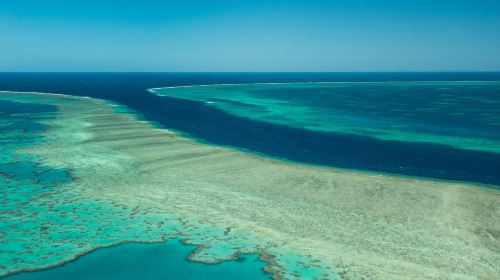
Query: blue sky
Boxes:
[{"xmin": 1, "ymin": 0, "xmax": 499, "ymax": 71}]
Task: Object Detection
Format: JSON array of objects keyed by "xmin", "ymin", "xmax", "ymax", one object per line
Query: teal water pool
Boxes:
[{"xmin": 4, "ymin": 239, "xmax": 271, "ymax": 280}]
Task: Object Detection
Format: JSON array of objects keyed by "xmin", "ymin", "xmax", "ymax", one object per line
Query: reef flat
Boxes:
[{"xmin": 1, "ymin": 91, "xmax": 499, "ymax": 279}]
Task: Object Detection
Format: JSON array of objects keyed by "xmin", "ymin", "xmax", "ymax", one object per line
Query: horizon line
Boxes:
[{"xmin": 1, "ymin": 71, "xmax": 500, "ymax": 74}]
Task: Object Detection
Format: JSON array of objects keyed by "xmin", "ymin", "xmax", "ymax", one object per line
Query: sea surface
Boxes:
[{"xmin": 1, "ymin": 72, "xmax": 499, "ymax": 279}]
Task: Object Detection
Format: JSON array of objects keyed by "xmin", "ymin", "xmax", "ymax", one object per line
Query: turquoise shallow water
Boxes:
[
  {"xmin": 4, "ymin": 239, "xmax": 271, "ymax": 280},
  {"xmin": 0, "ymin": 99, "xmax": 71, "ymax": 190},
  {"xmin": 153, "ymin": 82, "xmax": 500, "ymax": 153}
]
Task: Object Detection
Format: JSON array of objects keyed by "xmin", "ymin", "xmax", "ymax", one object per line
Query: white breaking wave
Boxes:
[{"xmin": 147, "ymin": 80, "xmax": 500, "ymax": 94}]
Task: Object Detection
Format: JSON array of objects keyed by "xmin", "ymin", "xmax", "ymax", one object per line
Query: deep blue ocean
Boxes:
[{"xmin": 1, "ymin": 72, "xmax": 500, "ymax": 185}]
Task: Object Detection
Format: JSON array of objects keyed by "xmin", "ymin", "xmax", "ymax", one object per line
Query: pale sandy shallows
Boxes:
[{"xmin": 5, "ymin": 92, "xmax": 500, "ymax": 280}]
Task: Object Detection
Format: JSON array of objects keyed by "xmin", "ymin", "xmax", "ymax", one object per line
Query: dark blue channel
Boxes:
[{"xmin": 0, "ymin": 72, "xmax": 499, "ymax": 186}]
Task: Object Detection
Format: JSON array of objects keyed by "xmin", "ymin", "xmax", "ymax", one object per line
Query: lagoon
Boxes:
[{"xmin": 5, "ymin": 239, "xmax": 270, "ymax": 280}]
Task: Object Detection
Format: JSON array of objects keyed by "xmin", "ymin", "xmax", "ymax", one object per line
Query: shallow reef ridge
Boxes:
[
  {"xmin": 153, "ymin": 82, "xmax": 500, "ymax": 154},
  {"xmin": 0, "ymin": 91, "xmax": 499, "ymax": 279}
]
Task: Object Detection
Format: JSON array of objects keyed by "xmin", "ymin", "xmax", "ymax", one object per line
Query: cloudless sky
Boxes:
[{"xmin": 1, "ymin": 0, "xmax": 500, "ymax": 72}]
